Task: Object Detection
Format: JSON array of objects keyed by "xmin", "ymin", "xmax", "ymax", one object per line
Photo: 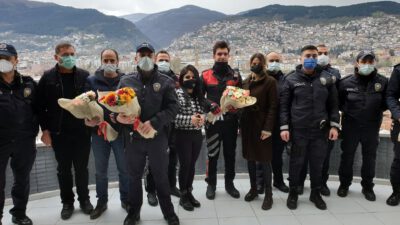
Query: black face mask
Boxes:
[
  {"xmin": 213, "ymin": 61, "xmax": 229, "ymax": 74},
  {"xmin": 251, "ymin": 65, "xmax": 263, "ymax": 74},
  {"xmin": 182, "ymin": 79, "xmax": 197, "ymax": 89}
]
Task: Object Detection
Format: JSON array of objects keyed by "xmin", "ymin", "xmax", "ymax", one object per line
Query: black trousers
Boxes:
[
  {"xmin": 0, "ymin": 138, "xmax": 36, "ymax": 219},
  {"xmin": 51, "ymin": 131, "xmax": 91, "ymax": 204},
  {"xmin": 126, "ymin": 133, "xmax": 175, "ymax": 217},
  {"xmin": 338, "ymin": 120, "xmax": 379, "ymax": 189},
  {"xmin": 175, "ymin": 130, "xmax": 203, "ymax": 191},
  {"xmin": 391, "ymin": 120, "xmax": 400, "ymax": 190},
  {"xmin": 205, "ymin": 118, "xmax": 238, "ymax": 186},
  {"xmin": 289, "ymin": 129, "xmax": 328, "ymax": 190},
  {"xmin": 249, "ymin": 161, "xmax": 272, "ymax": 192},
  {"xmin": 299, "ymin": 140, "xmax": 335, "ymax": 186},
  {"xmin": 145, "ymin": 127, "xmax": 178, "ymax": 193}
]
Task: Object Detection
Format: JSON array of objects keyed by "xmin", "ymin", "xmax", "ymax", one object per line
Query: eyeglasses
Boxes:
[
  {"xmin": 304, "ymin": 54, "xmax": 318, "ymax": 58},
  {"xmin": 216, "ymin": 52, "xmax": 229, "ymax": 56},
  {"xmin": 318, "ymin": 52, "xmax": 328, "ymax": 56}
]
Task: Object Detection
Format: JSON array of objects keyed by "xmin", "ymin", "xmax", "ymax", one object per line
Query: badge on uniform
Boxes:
[
  {"xmin": 320, "ymin": 77, "xmax": 327, "ymax": 86},
  {"xmin": 23, "ymin": 87, "xmax": 32, "ymax": 97},
  {"xmin": 375, "ymin": 83, "xmax": 382, "ymax": 92},
  {"xmin": 153, "ymin": 83, "xmax": 161, "ymax": 92}
]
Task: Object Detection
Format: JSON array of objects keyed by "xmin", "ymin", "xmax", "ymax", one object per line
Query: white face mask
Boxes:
[
  {"xmin": 138, "ymin": 56, "xmax": 154, "ymax": 72},
  {"xmin": 317, "ymin": 54, "xmax": 330, "ymax": 66},
  {"xmin": 0, "ymin": 59, "xmax": 14, "ymax": 73},
  {"xmin": 101, "ymin": 64, "xmax": 118, "ymax": 74},
  {"xmin": 267, "ymin": 62, "xmax": 281, "ymax": 72},
  {"xmin": 157, "ymin": 61, "xmax": 170, "ymax": 73},
  {"xmin": 358, "ymin": 63, "xmax": 375, "ymax": 76}
]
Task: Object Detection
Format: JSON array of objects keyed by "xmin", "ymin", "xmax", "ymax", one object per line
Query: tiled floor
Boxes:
[{"xmin": 3, "ymin": 179, "xmax": 400, "ymax": 225}]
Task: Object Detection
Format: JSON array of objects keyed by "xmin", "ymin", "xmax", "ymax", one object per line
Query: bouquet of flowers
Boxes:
[
  {"xmin": 98, "ymin": 87, "xmax": 157, "ymax": 139},
  {"xmin": 58, "ymin": 91, "xmax": 118, "ymax": 141},
  {"xmin": 207, "ymin": 86, "xmax": 257, "ymax": 124}
]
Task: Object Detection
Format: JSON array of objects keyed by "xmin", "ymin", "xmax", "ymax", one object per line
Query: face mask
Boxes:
[
  {"xmin": 317, "ymin": 55, "xmax": 330, "ymax": 66},
  {"xmin": 101, "ymin": 64, "xmax": 118, "ymax": 74},
  {"xmin": 250, "ymin": 64, "xmax": 263, "ymax": 74},
  {"xmin": 157, "ymin": 61, "xmax": 170, "ymax": 73},
  {"xmin": 213, "ymin": 61, "xmax": 229, "ymax": 74},
  {"xmin": 182, "ymin": 79, "xmax": 197, "ymax": 89},
  {"xmin": 358, "ymin": 64, "xmax": 375, "ymax": 76},
  {"xmin": 303, "ymin": 58, "xmax": 317, "ymax": 70},
  {"xmin": 60, "ymin": 56, "xmax": 76, "ymax": 70},
  {"xmin": 0, "ymin": 59, "xmax": 14, "ymax": 73},
  {"xmin": 267, "ymin": 62, "xmax": 281, "ymax": 72},
  {"xmin": 138, "ymin": 56, "xmax": 154, "ymax": 72}
]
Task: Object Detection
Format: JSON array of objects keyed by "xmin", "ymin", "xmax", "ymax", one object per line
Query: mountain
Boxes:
[
  {"xmin": 134, "ymin": 5, "xmax": 227, "ymax": 48},
  {"xmin": 236, "ymin": 1, "xmax": 400, "ymax": 21},
  {"xmin": 122, "ymin": 13, "xmax": 149, "ymax": 23},
  {"xmin": 0, "ymin": 0, "xmax": 151, "ymax": 49}
]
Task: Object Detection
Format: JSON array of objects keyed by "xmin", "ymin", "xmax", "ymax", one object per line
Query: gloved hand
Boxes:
[{"xmin": 210, "ymin": 103, "xmax": 221, "ymax": 115}]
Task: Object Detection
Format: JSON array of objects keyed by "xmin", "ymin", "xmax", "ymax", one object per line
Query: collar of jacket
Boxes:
[
  {"xmin": 212, "ymin": 64, "xmax": 234, "ymax": 80},
  {"xmin": 0, "ymin": 70, "xmax": 23, "ymax": 89},
  {"xmin": 266, "ymin": 70, "xmax": 283, "ymax": 81},
  {"xmin": 137, "ymin": 64, "xmax": 159, "ymax": 84},
  {"xmin": 354, "ymin": 67, "xmax": 378, "ymax": 80},
  {"xmin": 295, "ymin": 64, "xmax": 323, "ymax": 79}
]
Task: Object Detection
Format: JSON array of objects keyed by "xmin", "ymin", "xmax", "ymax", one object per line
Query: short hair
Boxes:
[
  {"xmin": 250, "ymin": 53, "xmax": 266, "ymax": 68},
  {"xmin": 156, "ymin": 50, "xmax": 170, "ymax": 58},
  {"xmin": 317, "ymin": 44, "xmax": 327, "ymax": 48},
  {"xmin": 301, "ymin": 45, "xmax": 318, "ymax": 53},
  {"xmin": 100, "ymin": 48, "xmax": 119, "ymax": 61},
  {"xmin": 213, "ymin": 41, "xmax": 230, "ymax": 55},
  {"xmin": 55, "ymin": 42, "xmax": 75, "ymax": 54}
]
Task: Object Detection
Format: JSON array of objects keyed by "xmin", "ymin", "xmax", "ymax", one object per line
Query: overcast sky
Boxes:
[{"xmin": 33, "ymin": 0, "xmax": 400, "ymax": 16}]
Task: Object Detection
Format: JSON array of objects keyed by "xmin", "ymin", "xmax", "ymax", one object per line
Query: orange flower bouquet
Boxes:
[
  {"xmin": 207, "ymin": 86, "xmax": 257, "ymax": 124},
  {"xmin": 98, "ymin": 87, "xmax": 156, "ymax": 139},
  {"xmin": 58, "ymin": 91, "xmax": 118, "ymax": 141}
]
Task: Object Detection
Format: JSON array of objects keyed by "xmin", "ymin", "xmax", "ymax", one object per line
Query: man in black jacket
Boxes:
[
  {"xmin": 386, "ymin": 63, "xmax": 400, "ymax": 206},
  {"xmin": 298, "ymin": 44, "xmax": 342, "ymax": 196},
  {"xmin": 145, "ymin": 50, "xmax": 180, "ymax": 208},
  {"xmin": 280, "ymin": 45, "xmax": 340, "ymax": 210},
  {"xmin": 0, "ymin": 43, "xmax": 38, "ymax": 225},
  {"xmin": 201, "ymin": 41, "xmax": 242, "ymax": 200},
  {"xmin": 36, "ymin": 42, "xmax": 93, "ymax": 220},
  {"xmin": 117, "ymin": 43, "xmax": 180, "ymax": 225},
  {"xmin": 337, "ymin": 51, "xmax": 387, "ymax": 201}
]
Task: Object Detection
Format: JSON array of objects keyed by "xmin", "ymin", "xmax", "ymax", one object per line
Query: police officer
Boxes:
[
  {"xmin": 280, "ymin": 45, "xmax": 340, "ymax": 210},
  {"xmin": 298, "ymin": 44, "xmax": 342, "ymax": 196},
  {"xmin": 117, "ymin": 43, "xmax": 180, "ymax": 225},
  {"xmin": 145, "ymin": 50, "xmax": 180, "ymax": 208},
  {"xmin": 337, "ymin": 51, "xmax": 387, "ymax": 201},
  {"xmin": 0, "ymin": 44, "xmax": 38, "ymax": 225},
  {"xmin": 36, "ymin": 42, "xmax": 93, "ymax": 220},
  {"xmin": 256, "ymin": 52, "xmax": 289, "ymax": 194},
  {"xmin": 386, "ymin": 63, "xmax": 400, "ymax": 206},
  {"xmin": 201, "ymin": 41, "xmax": 242, "ymax": 200}
]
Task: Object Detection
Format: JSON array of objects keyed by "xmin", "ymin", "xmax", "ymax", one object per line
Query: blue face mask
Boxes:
[
  {"xmin": 267, "ymin": 62, "xmax": 281, "ymax": 72},
  {"xmin": 303, "ymin": 58, "xmax": 317, "ymax": 70}
]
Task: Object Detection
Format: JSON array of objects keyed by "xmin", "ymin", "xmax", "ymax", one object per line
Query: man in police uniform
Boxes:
[
  {"xmin": 280, "ymin": 45, "xmax": 340, "ymax": 210},
  {"xmin": 145, "ymin": 50, "xmax": 180, "ymax": 208},
  {"xmin": 337, "ymin": 51, "xmax": 387, "ymax": 201},
  {"xmin": 0, "ymin": 44, "xmax": 38, "ymax": 225},
  {"xmin": 298, "ymin": 44, "xmax": 342, "ymax": 196},
  {"xmin": 201, "ymin": 41, "xmax": 242, "ymax": 200},
  {"xmin": 117, "ymin": 43, "xmax": 180, "ymax": 225},
  {"xmin": 386, "ymin": 62, "xmax": 400, "ymax": 206}
]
